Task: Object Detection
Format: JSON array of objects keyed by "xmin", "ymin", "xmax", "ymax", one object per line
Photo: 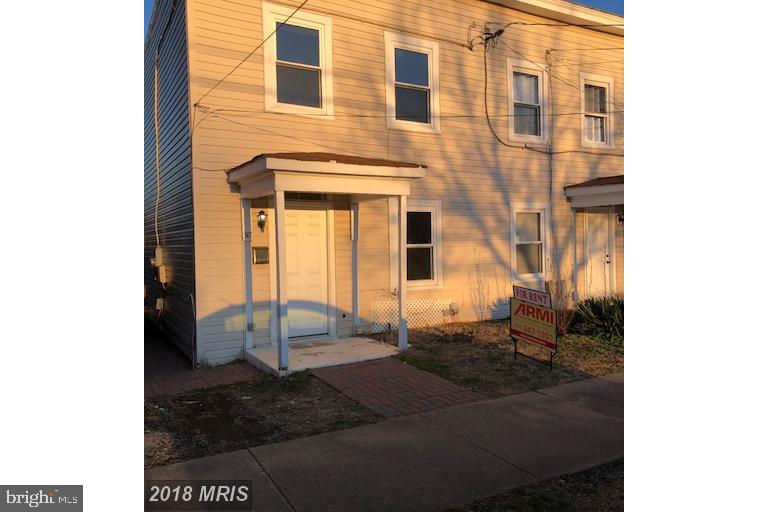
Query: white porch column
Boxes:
[
  {"xmin": 397, "ymin": 195, "xmax": 408, "ymax": 350},
  {"xmin": 274, "ymin": 190, "xmax": 290, "ymax": 372},
  {"xmin": 351, "ymin": 200, "xmax": 360, "ymax": 334},
  {"xmin": 241, "ymin": 199, "xmax": 254, "ymax": 349}
]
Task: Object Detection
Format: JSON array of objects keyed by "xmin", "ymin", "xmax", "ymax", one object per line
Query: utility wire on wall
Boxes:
[{"xmin": 194, "ymin": 0, "xmax": 310, "ymax": 105}]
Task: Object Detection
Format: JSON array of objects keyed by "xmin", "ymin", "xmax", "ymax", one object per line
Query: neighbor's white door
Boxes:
[
  {"xmin": 286, "ymin": 208, "xmax": 329, "ymax": 338},
  {"xmin": 585, "ymin": 210, "xmax": 613, "ymax": 297}
]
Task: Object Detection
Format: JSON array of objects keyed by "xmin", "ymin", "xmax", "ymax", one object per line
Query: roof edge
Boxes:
[{"xmin": 480, "ymin": 0, "xmax": 623, "ymax": 36}]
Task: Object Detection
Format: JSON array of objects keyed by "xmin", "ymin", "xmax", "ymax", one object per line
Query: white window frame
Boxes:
[
  {"xmin": 510, "ymin": 202, "xmax": 551, "ymax": 284},
  {"xmin": 507, "ymin": 58, "xmax": 549, "ymax": 144},
  {"xmin": 388, "ymin": 198, "xmax": 444, "ymax": 290},
  {"xmin": 262, "ymin": 2, "xmax": 334, "ymax": 117},
  {"xmin": 384, "ymin": 32, "xmax": 441, "ymax": 134},
  {"xmin": 580, "ymin": 72, "xmax": 614, "ymax": 148}
]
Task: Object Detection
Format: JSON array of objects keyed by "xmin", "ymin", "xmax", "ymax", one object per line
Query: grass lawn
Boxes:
[
  {"xmin": 372, "ymin": 319, "xmax": 623, "ymax": 398},
  {"xmin": 446, "ymin": 459, "xmax": 623, "ymax": 512},
  {"xmin": 144, "ymin": 372, "xmax": 381, "ymax": 469}
]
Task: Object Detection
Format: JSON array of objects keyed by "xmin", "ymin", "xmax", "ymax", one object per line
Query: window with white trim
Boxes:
[
  {"xmin": 580, "ymin": 73, "xmax": 614, "ymax": 147},
  {"xmin": 511, "ymin": 204, "xmax": 550, "ymax": 280},
  {"xmin": 262, "ymin": 2, "xmax": 334, "ymax": 116},
  {"xmin": 384, "ymin": 32, "xmax": 440, "ymax": 133},
  {"xmin": 507, "ymin": 58, "xmax": 548, "ymax": 143},
  {"xmin": 388, "ymin": 199, "xmax": 443, "ymax": 289}
]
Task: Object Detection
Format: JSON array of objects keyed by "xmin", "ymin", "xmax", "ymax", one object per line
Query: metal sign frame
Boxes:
[{"xmin": 509, "ymin": 297, "xmax": 558, "ymax": 370}]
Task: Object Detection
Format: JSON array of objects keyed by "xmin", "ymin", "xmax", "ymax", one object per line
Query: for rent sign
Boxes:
[
  {"xmin": 512, "ymin": 285, "xmax": 552, "ymax": 308},
  {"xmin": 510, "ymin": 298, "xmax": 557, "ymax": 352}
]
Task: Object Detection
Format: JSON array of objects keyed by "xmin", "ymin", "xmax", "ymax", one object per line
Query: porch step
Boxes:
[{"xmin": 244, "ymin": 337, "xmax": 399, "ymax": 377}]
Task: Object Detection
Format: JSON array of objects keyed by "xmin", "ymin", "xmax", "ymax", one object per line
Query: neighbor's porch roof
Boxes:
[
  {"xmin": 564, "ymin": 174, "xmax": 623, "ymax": 207},
  {"xmin": 228, "ymin": 152, "xmax": 427, "ymax": 198}
]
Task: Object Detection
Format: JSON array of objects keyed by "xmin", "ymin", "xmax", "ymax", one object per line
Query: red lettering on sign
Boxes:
[{"xmin": 514, "ymin": 302, "xmax": 554, "ymax": 324}]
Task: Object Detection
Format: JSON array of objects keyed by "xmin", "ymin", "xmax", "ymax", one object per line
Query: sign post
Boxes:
[{"xmin": 509, "ymin": 293, "xmax": 557, "ymax": 370}]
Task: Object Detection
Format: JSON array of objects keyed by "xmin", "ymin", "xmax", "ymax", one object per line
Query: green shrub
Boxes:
[{"xmin": 572, "ymin": 295, "xmax": 624, "ymax": 340}]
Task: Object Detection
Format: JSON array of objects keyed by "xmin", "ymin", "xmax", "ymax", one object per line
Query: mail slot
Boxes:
[{"xmin": 252, "ymin": 247, "xmax": 269, "ymax": 264}]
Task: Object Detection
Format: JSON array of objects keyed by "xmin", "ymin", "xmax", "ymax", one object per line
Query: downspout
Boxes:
[{"xmin": 545, "ymin": 50, "xmax": 556, "ymax": 282}]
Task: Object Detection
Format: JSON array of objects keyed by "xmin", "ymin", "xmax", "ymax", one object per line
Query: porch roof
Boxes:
[
  {"xmin": 564, "ymin": 174, "xmax": 624, "ymax": 207},
  {"xmin": 227, "ymin": 152, "xmax": 427, "ymax": 198}
]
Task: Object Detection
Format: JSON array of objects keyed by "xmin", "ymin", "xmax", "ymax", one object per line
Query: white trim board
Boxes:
[
  {"xmin": 384, "ymin": 31, "xmax": 441, "ymax": 134},
  {"xmin": 507, "ymin": 57, "xmax": 550, "ymax": 145},
  {"xmin": 388, "ymin": 198, "xmax": 444, "ymax": 291},
  {"xmin": 510, "ymin": 202, "xmax": 552, "ymax": 285},
  {"xmin": 261, "ymin": 1, "xmax": 335, "ymax": 118}
]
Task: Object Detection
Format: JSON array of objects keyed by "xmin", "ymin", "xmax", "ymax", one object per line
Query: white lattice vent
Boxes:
[{"xmin": 370, "ymin": 298, "xmax": 452, "ymax": 333}]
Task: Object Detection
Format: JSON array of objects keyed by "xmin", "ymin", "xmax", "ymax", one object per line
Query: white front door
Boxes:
[
  {"xmin": 286, "ymin": 208, "xmax": 329, "ymax": 338},
  {"xmin": 585, "ymin": 209, "xmax": 613, "ymax": 297}
]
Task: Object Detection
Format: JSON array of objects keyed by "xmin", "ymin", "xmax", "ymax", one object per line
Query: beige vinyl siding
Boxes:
[
  {"xmin": 185, "ymin": 0, "xmax": 623, "ymax": 364},
  {"xmin": 144, "ymin": 0, "xmax": 196, "ymax": 359}
]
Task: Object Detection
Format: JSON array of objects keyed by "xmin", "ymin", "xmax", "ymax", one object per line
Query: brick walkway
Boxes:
[
  {"xmin": 145, "ymin": 323, "xmax": 259, "ymax": 398},
  {"xmin": 311, "ymin": 358, "xmax": 481, "ymax": 417}
]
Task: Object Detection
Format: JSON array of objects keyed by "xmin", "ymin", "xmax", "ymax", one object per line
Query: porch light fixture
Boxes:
[
  {"xmin": 617, "ymin": 213, "xmax": 624, "ymax": 226},
  {"xmin": 257, "ymin": 210, "xmax": 268, "ymax": 232}
]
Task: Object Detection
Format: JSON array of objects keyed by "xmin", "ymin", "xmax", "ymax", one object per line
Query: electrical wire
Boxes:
[
  {"xmin": 195, "ymin": 0, "xmax": 310, "ymax": 105},
  {"xmin": 550, "ymin": 47, "xmax": 624, "ymax": 52},
  {"xmin": 500, "ymin": 21, "xmax": 622, "ymax": 28},
  {"xmin": 194, "ymin": 104, "xmax": 623, "ymax": 119},
  {"xmin": 497, "ymin": 39, "xmax": 624, "ymax": 111},
  {"xmin": 483, "ymin": 42, "xmax": 524, "ymax": 149}
]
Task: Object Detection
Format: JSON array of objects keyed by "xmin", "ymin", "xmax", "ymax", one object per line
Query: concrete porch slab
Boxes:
[{"xmin": 244, "ymin": 337, "xmax": 398, "ymax": 376}]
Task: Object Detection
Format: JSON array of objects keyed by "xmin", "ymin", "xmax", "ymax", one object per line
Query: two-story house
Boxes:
[{"xmin": 144, "ymin": 0, "xmax": 623, "ymax": 373}]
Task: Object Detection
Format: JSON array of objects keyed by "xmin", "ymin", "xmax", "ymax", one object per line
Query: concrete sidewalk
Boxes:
[{"xmin": 145, "ymin": 373, "xmax": 623, "ymax": 512}]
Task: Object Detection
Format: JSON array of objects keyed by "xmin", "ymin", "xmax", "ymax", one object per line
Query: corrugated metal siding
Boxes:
[
  {"xmin": 185, "ymin": 0, "xmax": 623, "ymax": 364},
  {"xmin": 144, "ymin": 0, "xmax": 195, "ymax": 359}
]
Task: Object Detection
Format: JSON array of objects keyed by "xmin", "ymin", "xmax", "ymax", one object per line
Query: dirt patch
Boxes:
[
  {"xmin": 446, "ymin": 459, "xmax": 624, "ymax": 512},
  {"xmin": 145, "ymin": 371, "xmax": 381, "ymax": 469},
  {"xmin": 372, "ymin": 320, "xmax": 623, "ymax": 398}
]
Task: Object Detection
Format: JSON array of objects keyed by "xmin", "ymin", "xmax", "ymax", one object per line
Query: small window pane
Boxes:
[
  {"xmin": 395, "ymin": 86, "xmax": 430, "ymax": 123},
  {"xmin": 276, "ymin": 23, "xmax": 319, "ymax": 66},
  {"xmin": 513, "ymin": 72, "xmax": 539, "ymax": 105},
  {"xmin": 585, "ymin": 115, "xmax": 605, "ymax": 142},
  {"xmin": 407, "ymin": 211, "xmax": 432, "ymax": 244},
  {"xmin": 276, "ymin": 65, "xmax": 321, "ymax": 107},
  {"xmin": 516, "ymin": 244, "xmax": 542, "ymax": 274},
  {"xmin": 395, "ymin": 48, "xmax": 428, "ymax": 86},
  {"xmin": 516, "ymin": 212, "xmax": 541, "ymax": 242},
  {"xmin": 514, "ymin": 104, "xmax": 540, "ymax": 136},
  {"xmin": 585, "ymin": 84, "xmax": 606, "ymax": 113},
  {"xmin": 407, "ymin": 247, "xmax": 433, "ymax": 280}
]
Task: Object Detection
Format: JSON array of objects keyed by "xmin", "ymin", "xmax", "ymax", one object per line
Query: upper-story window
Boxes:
[
  {"xmin": 384, "ymin": 32, "xmax": 440, "ymax": 133},
  {"xmin": 507, "ymin": 58, "xmax": 548, "ymax": 143},
  {"xmin": 262, "ymin": 2, "xmax": 334, "ymax": 116},
  {"xmin": 580, "ymin": 73, "xmax": 614, "ymax": 147}
]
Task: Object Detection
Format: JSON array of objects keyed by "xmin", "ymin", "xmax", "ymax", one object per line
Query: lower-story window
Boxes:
[
  {"xmin": 511, "ymin": 203, "xmax": 550, "ymax": 280},
  {"xmin": 407, "ymin": 210, "xmax": 434, "ymax": 281},
  {"xmin": 390, "ymin": 199, "xmax": 443, "ymax": 289}
]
